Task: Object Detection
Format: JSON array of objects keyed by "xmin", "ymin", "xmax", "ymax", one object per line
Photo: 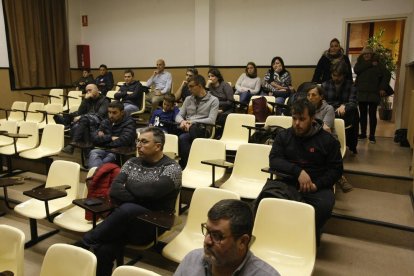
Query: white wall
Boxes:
[{"xmin": 0, "ymin": 0, "xmax": 9, "ymax": 67}]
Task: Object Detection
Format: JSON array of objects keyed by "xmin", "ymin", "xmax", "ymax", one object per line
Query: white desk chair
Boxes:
[
  {"xmin": 164, "ymin": 133, "xmax": 179, "ymax": 160},
  {"xmin": 63, "ymin": 90, "xmax": 83, "ymax": 112},
  {"xmin": 0, "ymin": 224, "xmax": 25, "ymax": 276},
  {"xmin": 112, "ymin": 266, "xmax": 161, "ymax": 276},
  {"xmin": 219, "ymin": 143, "xmax": 271, "ymax": 199},
  {"xmin": 40, "ymin": 243, "xmax": 96, "ymax": 276},
  {"xmin": 162, "ymin": 187, "xmax": 240, "ymax": 263},
  {"xmin": 334, "ymin": 118, "xmax": 346, "ymax": 158},
  {"xmin": 38, "ymin": 103, "xmax": 63, "ymax": 129},
  {"xmin": 19, "ymin": 102, "xmax": 45, "ymax": 126},
  {"xmin": 0, "ymin": 101, "xmax": 27, "ymax": 123},
  {"xmin": 14, "ymin": 160, "xmax": 80, "ymax": 247},
  {"xmin": 0, "ymin": 120, "xmax": 18, "ymax": 147},
  {"xmin": 251, "ymin": 198, "xmax": 316, "ymax": 276},
  {"xmin": 219, "ymin": 113, "xmax": 255, "ymax": 151}
]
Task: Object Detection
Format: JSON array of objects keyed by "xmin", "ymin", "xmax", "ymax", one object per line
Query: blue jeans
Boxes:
[
  {"xmin": 88, "ymin": 149, "xmax": 116, "ymax": 168},
  {"xmin": 123, "ymin": 103, "xmax": 139, "ymax": 116},
  {"xmin": 237, "ymin": 91, "xmax": 252, "ymax": 105}
]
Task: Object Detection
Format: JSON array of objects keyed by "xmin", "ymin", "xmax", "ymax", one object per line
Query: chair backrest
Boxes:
[
  {"xmin": 115, "ymin": 81, "xmax": 125, "ymax": 91},
  {"xmin": 220, "ymin": 113, "xmax": 255, "ymax": 144},
  {"xmin": 334, "ymin": 118, "xmax": 346, "ymax": 158},
  {"xmin": 39, "ymin": 124, "xmax": 65, "ymax": 151},
  {"xmin": 7, "ymin": 101, "xmax": 27, "ymax": 121},
  {"xmin": 230, "ymin": 143, "xmax": 271, "ymax": 182},
  {"xmin": 140, "ymin": 81, "xmax": 148, "ymax": 87},
  {"xmin": 64, "ymin": 91, "xmax": 83, "ymax": 110},
  {"xmin": 185, "ymin": 138, "xmax": 226, "ymax": 172},
  {"xmin": 164, "ymin": 133, "xmax": 178, "ymax": 158},
  {"xmin": 40, "ymin": 243, "xmax": 96, "ymax": 276},
  {"xmin": 112, "ymin": 265, "xmax": 161, "ymax": 276},
  {"xmin": 185, "ymin": 187, "xmax": 240, "ymax": 235},
  {"xmin": 265, "ymin": 115, "xmax": 292, "ymax": 129},
  {"xmin": 17, "ymin": 121, "xmax": 39, "ymax": 149},
  {"xmin": 44, "ymin": 103, "xmax": 63, "ymax": 124},
  {"xmin": 49, "ymin": 89, "xmax": 64, "ymax": 105},
  {"xmin": 251, "ymin": 198, "xmax": 316, "ymax": 273},
  {"xmin": 25, "ymin": 102, "xmax": 45, "ymax": 123},
  {"xmin": 106, "ymin": 90, "xmax": 118, "ymax": 101},
  {"xmin": 0, "ymin": 224, "xmax": 25, "ymax": 276},
  {"xmin": 45, "ymin": 160, "xmax": 80, "ymax": 201},
  {"xmin": 0, "ymin": 120, "xmax": 18, "ymax": 133}
]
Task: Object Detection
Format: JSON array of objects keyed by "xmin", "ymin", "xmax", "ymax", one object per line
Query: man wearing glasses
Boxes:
[
  {"xmin": 175, "ymin": 199, "xmax": 279, "ymax": 276},
  {"xmin": 77, "ymin": 127, "xmax": 182, "ymax": 276}
]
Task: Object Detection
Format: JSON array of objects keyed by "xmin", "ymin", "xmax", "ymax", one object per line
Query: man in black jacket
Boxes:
[
  {"xmin": 62, "ymin": 84, "xmax": 109, "ymax": 154},
  {"xmin": 268, "ymin": 99, "xmax": 343, "ymax": 242},
  {"xmin": 114, "ymin": 69, "xmax": 146, "ymax": 116},
  {"xmin": 87, "ymin": 101, "xmax": 137, "ymax": 168}
]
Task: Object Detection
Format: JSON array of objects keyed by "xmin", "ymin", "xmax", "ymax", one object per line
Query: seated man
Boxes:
[
  {"xmin": 175, "ymin": 75, "xmax": 219, "ymax": 168},
  {"xmin": 322, "ymin": 61, "xmax": 359, "ymax": 154},
  {"xmin": 62, "ymin": 84, "xmax": 109, "ymax": 154},
  {"xmin": 78, "ymin": 127, "xmax": 182, "ymax": 276},
  {"xmin": 173, "ymin": 67, "xmax": 198, "ymax": 103},
  {"xmin": 95, "ymin": 64, "xmax": 114, "ymax": 96},
  {"xmin": 87, "ymin": 101, "xmax": 136, "ymax": 169},
  {"xmin": 149, "ymin": 94, "xmax": 180, "ymax": 134},
  {"xmin": 146, "ymin": 59, "xmax": 172, "ymax": 113},
  {"xmin": 114, "ymin": 69, "xmax": 145, "ymax": 116},
  {"xmin": 267, "ymin": 99, "xmax": 343, "ymax": 243},
  {"xmin": 74, "ymin": 68, "xmax": 94, "ymax": 93},
  {"xmin": 175, "ymin": 199, "xmax": 280, "ymax": 276}
]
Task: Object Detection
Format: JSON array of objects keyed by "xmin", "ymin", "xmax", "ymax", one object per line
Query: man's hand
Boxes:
[
  {"xmin": 179, "ymin": 120, "xmax": 192, "ymax": 132},
  {"xmin": 112, "ymin": 136, "xmax": 119, "ymax": 141},
  {"xmin": 322, "ymin": 123, "xmax": 331, "ymax": 133},
  {"xmin": 154, "ymin": 89, "xmax": 162, "ymax": 96},
  {"xmin": 380, "ymin": 90, "xmax": 387, "ymax": 97},
  {"xmin": 298, "ymin": 170, "xmax": 317, "ymax": 193},
  {"xmin": 336, "ymin": 104, "xmax": 346, "ymax": 116},
  {"xmin": 97, "ymin": 131, "xmax": 105, "ymax": 137},
  {"xmin": 73, "ymin": 116, "xmax": 81, "ymax": 123},
  {"xmin": 152, "ymin": 70, "xmax": 158, "ymax": 76}
]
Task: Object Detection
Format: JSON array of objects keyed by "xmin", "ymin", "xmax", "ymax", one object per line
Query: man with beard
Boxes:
[
  {"xmin": 267, "ymin": 99, "xmax": 343, "ymax": 244},
  {"xmin": 174, "ymin": 199, "xmax": 279, "ymax": 276},
  {"xmin": 322, "ymin": 61, "xmax": 359, "ymax": 154},
  {"xmin": 87, "ymin": 101, "xmax": 136, "ymax": 169}
]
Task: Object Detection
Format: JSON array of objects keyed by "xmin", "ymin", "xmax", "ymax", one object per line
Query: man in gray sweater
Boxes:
[{"xmin": 175, "ymin": 75, "xmax": 219, "ymax": 168}]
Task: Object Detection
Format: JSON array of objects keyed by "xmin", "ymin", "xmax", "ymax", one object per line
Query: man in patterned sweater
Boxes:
[{"xmin": 77, "ymin": 126, "xmax": 182, "ymax": 276}]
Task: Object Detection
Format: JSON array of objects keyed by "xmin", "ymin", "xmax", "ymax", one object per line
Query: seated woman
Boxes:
[
  {"xmin": 306, "ymin": 84, "xmax": 335, "ymax": 133},
  {"xmin": 262, "ymin": 56, "xmax": 293, "ymax": 104},
  {"xmin": 74, "ymin": 68, "xmax": 94, "ymax": 94},
  {"xmin": 234, "ymin": 62, "xmax": 261, "ymax": 105}
]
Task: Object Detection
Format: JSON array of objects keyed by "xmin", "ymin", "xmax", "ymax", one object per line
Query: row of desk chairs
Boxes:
[{"xmin": 0, "ymin": 225, "xmax": 161, "ymax": 276}]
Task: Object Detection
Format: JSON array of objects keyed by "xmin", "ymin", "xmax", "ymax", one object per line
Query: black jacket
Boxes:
[
  {"xmin": 269, "ymin": 120, "xmax": 343, "ymax": 190},
  {"xmin": 92, "ymin": 114, "xmax": 136, "ymax": 148},
  {"xmin": 74, "ymin": 94, "xmax": 109, "ymax": 120},
  {"xmin": 114, "ymin": 80, "xmax": 144, "ymax": 108}
]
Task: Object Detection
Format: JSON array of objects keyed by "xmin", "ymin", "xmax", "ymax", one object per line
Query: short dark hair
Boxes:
[
  {"xmin": 124, "ymin": 69, "xmax": 134, "ymax": 77},
  {"xmin": 305, "ymin": 83, "xmax": 325, "ymax": 98},
  {"xmin": 245, "ymin": 62, "xmax": 257, "ymax": 78},
  {"xmin": 208, "ymin": 199, "xmax": 253, "ymax": 239},
  {"xmin": 163, "ymin": 94, "xmax": 176, "ymax": 104},
  {"xmin": 187, "ymin": 68, "xmax": 198, "ymax": 75},
  {"xmin": 208, "ymin": 68, "xmax": 224, "ymax": 83},
  {"xmin": 108, "ymin": 101, "xmax": 124, "ymax": 111},
  {"xmin": 139, "ymin": 126, "xmax": 165, "ymax": 149},
  {"xmin": 291, "ymin": 98, "xmax": 316, "ymax": 117},
  {"xmin": 190, "ymin": 74, "xmax": 206, "ymax": 88},
  {"xmin": 99, "ymin": 64, "xmax": 108, "ymax": 69},
  {"xmin": 82, "ymin": 68, "xmax": 91, "ymax": 73}
]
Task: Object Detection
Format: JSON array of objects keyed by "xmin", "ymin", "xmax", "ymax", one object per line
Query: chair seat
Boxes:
[
  {"xmin": 162, "ymin": 232, "xmax": 204, "ymax": 263},
  {"xmin": 14, "ymin": 198, "xmax": 73, "ymax": 220},
  {"xmin": 0, "ymin": 144, "xmax": 35, "ymax": 155},
  {"xmin": 0, "ymin": 136, "xmax": 14, "ymax": 147},
  {"xmin": 19, "ymin": 147, "xmax": 62, "ymax": 159},
  {"xmin": 219, "ymin": 177, "xmax": 266, "ymax": 199},
  {"xmin": 182, "ymin": 170, "xmax": 220, "ymax": 189},
  {"xmin": 53, "ymin": 206, "xmax": 97, "ymax": 232},
  {"xmin": 252, "ymin": 250, "xmax": 315, "ymax": 276}
]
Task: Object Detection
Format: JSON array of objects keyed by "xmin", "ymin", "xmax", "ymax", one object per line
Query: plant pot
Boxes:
[{"xmin": 379, "ymin": 108, "xmax": 392, "ymax": 121}]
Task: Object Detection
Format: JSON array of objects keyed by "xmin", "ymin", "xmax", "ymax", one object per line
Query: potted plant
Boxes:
[{"xmin": 365, "ymin": 28, "xmax": 398, "ymax": 121}]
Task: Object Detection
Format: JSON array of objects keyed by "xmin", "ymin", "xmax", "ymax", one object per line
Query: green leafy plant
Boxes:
[{"xmin": 366, "ymin": 28, "xmax": 398, "ymax": 74}]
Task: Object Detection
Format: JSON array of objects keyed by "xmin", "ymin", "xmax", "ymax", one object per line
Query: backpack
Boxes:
[
  {"xmin": 248, "ymin": 97, "xmax": 272, "ymax": 122},
  {"xmin": 250, "ymin": 125, "xmax": 285, "ymax": 145},
  {"xmin": 85, "ymin": 163, "xmax": 121, "ymax": 220}
]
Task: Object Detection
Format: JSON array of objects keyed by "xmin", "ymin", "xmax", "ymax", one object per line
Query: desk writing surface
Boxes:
[
  {"xmin": 0, "ymin": 177, "xmax": 26, "ymax": 187},
  {"xmin": 201, "ymin": 159, "xmax": 234, "ymax": 168},
  {"xmin": 137, "ymin": 211, "xmax": 178, "ymax": 230},
  {"xmin": 23, "ymin": 187, "xmax": 67, "ymax": 201},
  {"xmin": 73, "ymin": 198, "xmax": 114, "ymax": 214}
]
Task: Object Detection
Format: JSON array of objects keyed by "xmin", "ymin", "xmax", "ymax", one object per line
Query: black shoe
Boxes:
[
  {"xmin": 349, "ymin": 147, "xmax": 358, "ymax": 154},
  {"xmin": 358, "ymin": 134, "xmax": 367, "ymax": 140},
  {"xmin": 369, "ymin": 136, "xmax": 376, "ymax": 144},
  {"xmin": 62, "ymin": 145, "xmax": 74, "ymax": 154}
]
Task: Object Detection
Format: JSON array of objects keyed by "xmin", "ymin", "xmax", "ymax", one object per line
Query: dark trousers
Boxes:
[
  {"xmin": 71, "ymin": 115, "xmax": 99, "ymax": 142},
  {"xmin": 301, "ymin": 189, "xmax": 335, "ymax": 242},
  {"xmin": 336, "ymin": 107, "xmax": 359, "ymax": 151},
  {"xmin": 178, "ymin": 133, "xmax": 192, "ymax": 169},
  {"xmin": 82, "ymin": 203, "xmax": 154, "ymax": 276},
  {"xmin": 358, "ymin": 102, "xmax": 377, "ymax": 138}
]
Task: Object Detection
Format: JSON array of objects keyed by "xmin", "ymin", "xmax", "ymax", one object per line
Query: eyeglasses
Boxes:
[
  {"xmin": 201, "ymin": 223, "xmax": 225, "ymax": 244},
  {"xmin": 136, "ymin": 139, "xmax": 151, "ymax": 145}
]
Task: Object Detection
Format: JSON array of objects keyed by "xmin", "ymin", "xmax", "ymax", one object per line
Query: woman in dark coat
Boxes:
[{"xmin": 354, "ymin": 46, "xmax": 391, "ymax": 144}]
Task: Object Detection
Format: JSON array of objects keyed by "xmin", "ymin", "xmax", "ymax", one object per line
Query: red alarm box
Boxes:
[{"xmin": 77, "ymin": 45, "xmax": 90, "ymax": 68}]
